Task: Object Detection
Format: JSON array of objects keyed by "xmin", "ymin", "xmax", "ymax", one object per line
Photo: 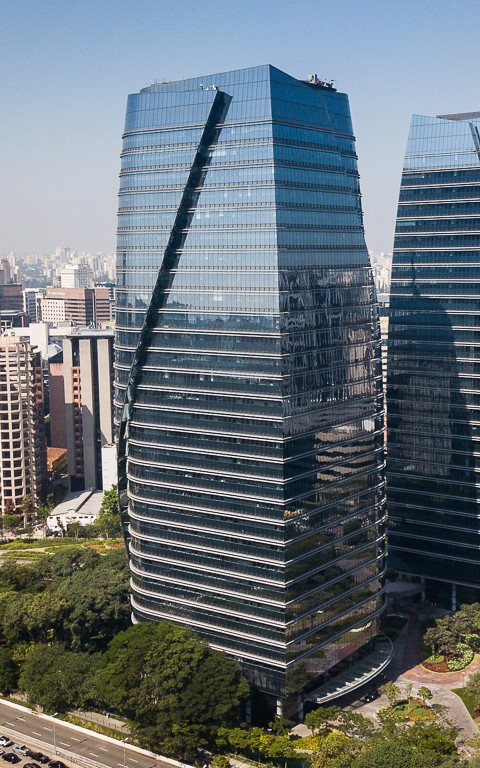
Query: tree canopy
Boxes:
[
  {"xmin": 0, "ymin": 547, "xmax": 130, "ymax": 652},
  {"xmin": 94, "ymin": 621, "xmax": 249, "ymax": 758}
]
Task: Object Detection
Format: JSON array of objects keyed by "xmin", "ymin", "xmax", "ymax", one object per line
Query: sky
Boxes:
[{"xmin": 1, "ymin": 0, "xmax": 480, "ymax": 256}]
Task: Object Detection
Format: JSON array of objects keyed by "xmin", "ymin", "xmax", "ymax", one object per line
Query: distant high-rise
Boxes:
[
  {"xmin": 115, "ymin": 66, "xmax": 386, "ymax": 712},
  {"xmin": 60, "ymin": 264, "xmax": 94, "ymax": 289},
  {"xmin": 49, "ymin": 329, "xmax": 114, "ymax": 491},
  {"xmin": 387, "ymin": 112, "xmax": 480, "ymax": 605},
  {"xmin": 40, "ymin": 287, "xmax": 110, "ymax": 327},
  {"xmin": 0, "ymin": 284, "xmax": 28, "ymax": 330}
]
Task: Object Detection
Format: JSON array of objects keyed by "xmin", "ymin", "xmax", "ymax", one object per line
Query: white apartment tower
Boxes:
[{"xmin": 60, "ymin": 264, "xmax": 94, "ymax": 289}]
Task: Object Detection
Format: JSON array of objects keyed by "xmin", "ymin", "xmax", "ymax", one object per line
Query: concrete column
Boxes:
[
  {"xmin": 79, "ymin": 338, "xmax": 96, "ymax": 489},
  {"xmin": 62, "ymin": 339, "xmax": 76, "ymax": 483},
  {"xmin": 452, "ymin": 583, "xmax": 457, "ymax": 612},
  {"xmin": 297, "ymin": 694, "xmax": 304, "ymax": 722},
  {"xmin": 97, "ymin": 337, "xmax": 113, "ymax": 445},
  {"xmin": 276, "ymin": 698, "xmax": 283, "ymax": 718},
  {"xmin": 245, "ymin": 697, "xmax": 252, "ymax": 726}
]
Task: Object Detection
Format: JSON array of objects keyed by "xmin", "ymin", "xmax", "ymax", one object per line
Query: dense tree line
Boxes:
[
  {"xmin": 0, "ymin": 548, "xmax": 249, "ymax": 761},
  {"xmin": 0, "ymin": 548, "xmax": 130, "ymax": 652}
]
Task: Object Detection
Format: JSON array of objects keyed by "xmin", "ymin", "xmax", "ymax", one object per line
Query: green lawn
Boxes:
[
  {"xmin": 391, "ymin": 700, "xmax": 434, "ymax": 721},
  {"xmin": 452, "ymin": 687, "xmax": 477, "ymax": 718}
]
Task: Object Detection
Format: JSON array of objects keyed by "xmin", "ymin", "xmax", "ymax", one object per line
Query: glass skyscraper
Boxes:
[
  {"xmin": 388, "ymin": 112, "xmax": 480, "ymax": 604},
  {"xmin": 115, "ymin": 65, "xmax": 386, "ymax": 710}
]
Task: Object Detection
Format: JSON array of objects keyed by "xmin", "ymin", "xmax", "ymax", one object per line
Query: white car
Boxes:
[
  {"xmin": 12, "ymin": 746, "xmax": 28, "ymax": 756},
  {"xmin": 0, "ymin": 740, "xmax": 11, "ymax": 748}
]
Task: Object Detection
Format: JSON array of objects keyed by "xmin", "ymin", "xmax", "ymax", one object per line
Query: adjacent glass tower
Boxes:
[
  {"xmin": 388, "ymin": 112, "xmax": 480, "ymax": 602},
  {"xmin": 115, "ymin": 66, "xmax": 386, "ymax": 706}
]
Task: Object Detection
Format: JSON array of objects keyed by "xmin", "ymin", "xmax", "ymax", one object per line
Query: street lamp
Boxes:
[
  {"xmin": 123, "ymin": 737, "xmax": 129, "ymax": 768},
  {"xmin": 53, "ymin": 712, "xmax": 58, "ymax": 755}
]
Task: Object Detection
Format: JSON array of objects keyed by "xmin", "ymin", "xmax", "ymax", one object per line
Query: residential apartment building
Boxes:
[{"xmin": 0, "ymin": 335, "xmax": 47, "ymax": 514}]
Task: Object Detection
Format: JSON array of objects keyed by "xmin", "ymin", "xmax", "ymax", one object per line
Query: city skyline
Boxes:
[{"xmin": 2, "ymin": 0, "xmax": 480, "ymax": 255}]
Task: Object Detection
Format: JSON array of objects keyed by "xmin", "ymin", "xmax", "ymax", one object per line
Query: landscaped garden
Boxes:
[
  {"xmin": 422, "ymin": 603, "xmax": 480, "ymax": 672},
  {"xmin": 379, "ymin": 683, "xmax": 435, "ymax": 722}
]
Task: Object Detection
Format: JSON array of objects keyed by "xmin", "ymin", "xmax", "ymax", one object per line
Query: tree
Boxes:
[
  {"xmin": 2, "ymin": 591, "xmax": 69, "ymax": 645},
  {"xmin": 35, "ymin": 504, "xmax": 50, "ymax": 537},
  {"xmin": 55, "ymin": 549, "xmax": 130, "ymax": 651},
  {"xmin": 95, "ymin": 485, "xmax": 121, "ymax": 538},
  {"xmin": 424, "ymin": 616, "xmax": 459, "ymax": 658},
  {"xmin": 19, "ymin": 496, "xmax": 35, "ymax": 528},
  {"xmin": 401, "ymin": 721, "xmax": 457, "ymax": 758},
  {"xmin": 355, "ymin": 739, "xmax": 439, "ymax": 768},
  {"xmin": 453, "ymin": 603, "xmax": 480, "ymax": 636},
  {"xmin": 310, "ymin": 731, "xmax": 361, "ymax": 768},
  {"xmin": 94, "ymin": 622, "xmax": 249, "ymax": 758},
  {"xmin": 405, "ymin": 682, "xmax": 414, "ymax": 712},
  {"xmin": 0, "ymin": 548, "xmax": 130, "ymax": 652},
  {"xmin": 19, "ymin": 643, "xmax": 98, "ymax": 712},
  {"xmin": 381, "ymin": 682, "xmax": 401, "ymax": 707},
  {"xmin": 337, "ymin": 710, "xmax": 375, "ymax": 738},
  {"xmin": 0, "ymin": 561, "xmax": 38, "ymax": 592},
  {"xmin": 3, "ymin": 516, "xmax": 19, "ymax": 534},
  {"xmin": 418, "ymin": 686, "xmax": 433, "ymax": 705},
  {"xmin": 0, "ymin": 648, "xmax": 19, "ymax": 693},
  {"xmin": 305, "ymin": 705, "xmax": 341, "ymax": 734},
  {"xmin": 268, "ymin": 717, "xmax": 294, "ymax": 736},
  {"xmin": 211, "ymin": 756, "xmax": 229, "ymax": 768}
]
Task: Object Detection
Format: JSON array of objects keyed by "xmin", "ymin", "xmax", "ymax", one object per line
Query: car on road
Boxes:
[
  {"xmin": 361, "ymin": 689, "xmax": 381, "ymax": 703},
  {"xmin": 0, "ymin": 741, "xmax": 11, "ymax": 749},
  {"xmin": 1, "ymin": 754, "xmax": 20, "ymax": 764}
]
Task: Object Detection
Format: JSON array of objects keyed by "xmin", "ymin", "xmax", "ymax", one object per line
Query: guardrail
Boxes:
[{"xmin": 0, "ymin": 699, "xmax": 195, "ymax": 768}]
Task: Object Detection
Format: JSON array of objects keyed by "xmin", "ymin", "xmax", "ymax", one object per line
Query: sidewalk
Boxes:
[
  {"xmin": 390, "ymin": 610, "xmax": 480, "ymax": 688},
  {"xmin": 70, "ymin": 708, "xmax": 130, "ymax": 733},
  {"xmin": 387, "ymin": 610, "xmax": 479, "ymax": 740}
]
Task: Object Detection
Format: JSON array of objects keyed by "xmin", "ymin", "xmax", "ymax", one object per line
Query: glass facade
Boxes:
[
  {"xmin": 115, "ymin": 66, "xmax": 386, "ymax": 700},
  {"xmin": 388, "ymin": 112, "xmax": 480, "ymax": 590}
]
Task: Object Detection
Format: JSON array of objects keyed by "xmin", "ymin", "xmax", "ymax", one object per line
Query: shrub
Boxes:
[
  {"xmin": 211, "ymin": 756, "xmax": 230, "ymax": 768},
  {"xmin": 447, "ymin": 643, "xmax": 474, "ymax": 671},
  {"xmin": 464, "ymin": 634, "xmax": 480, "ymax": 652}
]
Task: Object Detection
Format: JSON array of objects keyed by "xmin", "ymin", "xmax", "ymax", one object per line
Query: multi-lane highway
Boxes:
[{"xmin": 0, "ymin": 701, "xmax": 189, "ymax": 768}]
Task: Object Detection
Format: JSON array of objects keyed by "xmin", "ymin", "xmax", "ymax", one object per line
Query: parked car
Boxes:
[
  {"xmin": 47, "ymin": 762, "xmax": 66, "ymax": 768},
  {"xmin": 29, "ymin": 756, "xmax": 49, "ymax": 765},
  {"xmin": 25, "ymin": 763, "xmax": 42, "ymax": 768},
  {"xmin": 0, "ymin": 741, "xmax": 11, "ymax": 749},
  {"xmin": 12, "ymin": 746, "xmax": 29, "ymax": 756},
  {"xmin": 2, "ymin": 754, "xmax": 20, "ymax": 764},
  {"xmin": 361, "ymin": 688, "xmax": 380, "ymax": 703}
]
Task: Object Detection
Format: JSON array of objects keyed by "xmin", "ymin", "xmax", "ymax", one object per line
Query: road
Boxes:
[{"xmin": 0, "ymin": 701, "xmax": 187, "ymax": 768}]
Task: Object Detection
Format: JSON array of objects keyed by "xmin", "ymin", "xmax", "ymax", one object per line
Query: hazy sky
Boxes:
[{"xmin": 1, "ymin": 0, "xmax": 480, "ymax": 256}]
